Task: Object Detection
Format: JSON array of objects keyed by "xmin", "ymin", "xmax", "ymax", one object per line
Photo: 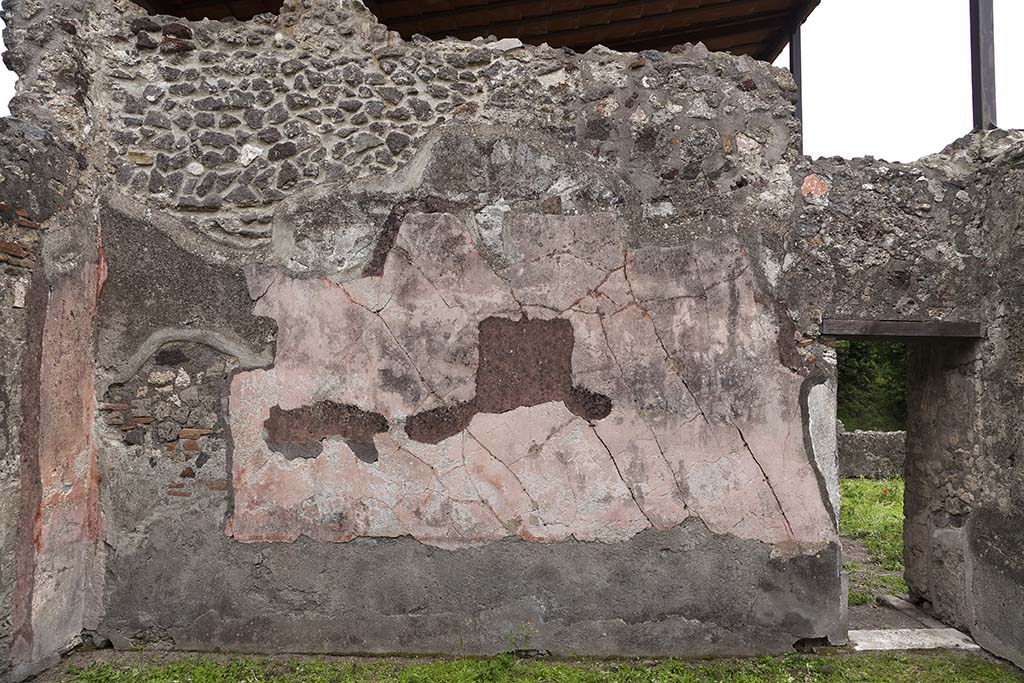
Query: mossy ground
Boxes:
[
  {"xmin": 840, "ymin": 478, "xmax": 908, "ymax": 605},
  {"xmin": 57, "ymin": 651, "xmax": 1023, "ymax": 683}
]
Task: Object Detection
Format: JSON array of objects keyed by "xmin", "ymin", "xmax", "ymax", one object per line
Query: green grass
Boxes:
[
  {"xmin": 840, "ymin": 478, "xmax": 905, "ymax": 571},
  {"xmin": 60, "ymin": 652, "xmax": 1024, "ymax": 683},
  {"xmin": 847, "ymin": 589, "xmax": 873, "ymax": 606}
]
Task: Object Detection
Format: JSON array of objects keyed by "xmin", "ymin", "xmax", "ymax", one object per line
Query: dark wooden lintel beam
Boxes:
[{"xmin": 821, "ymin": 319, "xmax": 986, "ymax": 340}]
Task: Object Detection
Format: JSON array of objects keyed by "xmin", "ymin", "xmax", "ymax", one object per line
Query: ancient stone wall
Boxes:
[
  {"xmin": 89, "ymin": 0, "xmax": 848, "ymax": 654},
  {"xmin": 1, "ymin": 0, "xmax": 1023, "ymax": 678},
  {"xmin": 836, "ymin": 423, "xmax": 905, "ymax": 479},
  {"xmin": 1, "ymin": 0, "xmax": 103, "ymax": 675}
]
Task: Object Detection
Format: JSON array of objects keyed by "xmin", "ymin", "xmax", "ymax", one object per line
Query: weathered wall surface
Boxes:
[
  {"xmin": 0, "ymin": 115, "xmax": 96, "ymax": 679},
  {"xmin": 0, "ymin": 119, "xmax": 47, "ymax": 682},
  {"xmin": 1, "ymin": 0, "xmax": 105, "ymax": 677},
  {"xmin": 804, "ymin": 135, "xmax": 1024, "ymax": 666},
  {"xmin": 897, "ymin": 139, "xmax": 1024, "ymax": 665},
  {"xmin": 84, "ymin": 0, "xmax": 851, "ymax": 659},
  {"xmin": 1, "ymin": 0, "xmax": 1023, "ymax": 676},
  {"xmin": 837, "ymin": 423, "xmax": 905, "ymax": 479}
]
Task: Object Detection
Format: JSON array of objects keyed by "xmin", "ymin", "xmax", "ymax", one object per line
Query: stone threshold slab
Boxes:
[{"xmin": 849, "ymin": 628, "xmax": 981, "ymax": 652}]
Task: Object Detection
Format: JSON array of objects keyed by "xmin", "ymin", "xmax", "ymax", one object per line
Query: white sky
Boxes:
[
  {"xmin": 774, "ymin": 0, "xmax": 1023, "ymax": 161},
  {"xmin": 0, "ymin": 1, "xmax": 1021, "ymax": 161}
]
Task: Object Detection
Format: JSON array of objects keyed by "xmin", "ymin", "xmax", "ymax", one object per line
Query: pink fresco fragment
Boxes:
[
  {"xmin": 227, "ymin": 210, "xmax": 836, "ymax": 549},
  {"xmin": 21, "ymin": 264, "xmax": 104, "ymax": 665}
]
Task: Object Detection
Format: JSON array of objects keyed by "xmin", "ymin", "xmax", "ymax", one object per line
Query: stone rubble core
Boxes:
[{"xmin": 1, "ymin": 0, "xmax": 1023, "ymax": 679}]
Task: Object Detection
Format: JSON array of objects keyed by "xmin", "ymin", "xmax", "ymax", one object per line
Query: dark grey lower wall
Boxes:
[
  {"xmin": 97, "ymin": 456, "xmax": 845, "ymax": 658},
  {"xmin": 968, "ymin": 508, "xmax": 1024, "ymax": 667},
  {"xmin": 837, "ymin": 426, "xmax": 905, "ymax": 479}
]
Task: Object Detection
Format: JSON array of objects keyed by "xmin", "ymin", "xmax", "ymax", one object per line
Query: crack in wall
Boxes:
[
  {"xmin": 595, "ymin": 313, "xmax": 692, "ymax": 512},
  {"xmin": 337, "ymin": 282, "xmax": 445, "ymax": 403},
  {"xmin": 731, "ymin": 422, "xmax": 794, "ymax": 540},
  {"xmin": 590, "ymin": 424, "xmax": 654, "ymax": 528}
]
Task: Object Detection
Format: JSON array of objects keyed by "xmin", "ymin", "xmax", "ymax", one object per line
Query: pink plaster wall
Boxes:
[{"xmin": 227, "ymin": 211, "xmax": 833, "ymax": 549}]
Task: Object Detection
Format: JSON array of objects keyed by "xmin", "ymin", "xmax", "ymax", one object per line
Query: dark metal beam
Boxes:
[
  {"xmin": 970, "ymin": 0, "xmax": 997, "ymax": 130},
  {"xmin": 789, "ymin": 23, "xmax": 802, "ymax": 153},
  {"xmin": 821, "ymin": 319, "xmax": 987, "ymax": 341},
  {"xmin": 761, "ymin": 0, "xmax": 817, "ymax": 61}
]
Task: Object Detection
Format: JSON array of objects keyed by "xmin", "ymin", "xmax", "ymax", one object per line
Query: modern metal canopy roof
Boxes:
[
  {"xmin": 133, "ymin": 0, "xmax": 819, "ymax": 62},
  {"xmin": 366, "ymin": 0, "xmax": 817, "ymax": 60}
]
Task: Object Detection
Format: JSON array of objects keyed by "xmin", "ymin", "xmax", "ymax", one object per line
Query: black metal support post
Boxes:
[
  {"xmin": 789, "ymin": 25, "xmax": 803, "ymax": 152},
  {"xmin": 970, "ymin": 0, "xmax": 997, "ymax": 130}
]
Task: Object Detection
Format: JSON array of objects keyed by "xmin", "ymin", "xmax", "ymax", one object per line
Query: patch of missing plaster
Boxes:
[
  {"xmin": 361, "ymin": 204, "xmax": 406, "ymax": 278},
  {"xmin": 263, "ymin": 402, "xmax": 389, "ymax": 463},
  {"xmin": 405, "ymin": 316, "xmax": 612, "ymax": 444},
  {"xmin": 362, "ymin": 197, "xmax": 465, "ymax": 278}
]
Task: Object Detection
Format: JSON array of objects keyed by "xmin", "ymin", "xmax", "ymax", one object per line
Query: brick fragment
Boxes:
[{"xmin": 0, "ymin": 241, "xmax": 29, "ymax": 258}]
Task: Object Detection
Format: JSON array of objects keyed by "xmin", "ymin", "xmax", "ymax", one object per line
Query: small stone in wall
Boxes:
[
  {"xmin": 129, "ymin": 16, "xmax": 160, "ymax": 33},
  {"xmin": 687, "ymin": 96, "xmax": 716, "ymax": 120},
  {"xmin": 352, "ymin": 132, "xmax": 383, "ymax": 153},
  {"xmin": 12, "ymin": 279, "xmax": 28, "ymax": 308},
  {"xmin": 492, "ymin": 37, "xmax": 524, "ymax": 52},
  {"xmin": 148, "ymin": 369, "xmax": 176, "ymax": 386},
  {"xmin": 127, "ymin": 151, "xmax": 154, "ymax": 166},
  {"xmin": 268, "ymin": 141, "xmax": 297, "ymax": 161},
  {"xmin": 161, "ymin": 22, "xmax": 193, "ymax": 39},
  {"xmin": 801, "ymin": 174, "xmax": 830, "ymax": 202},
  {"xmin": 385, "ymin": 131, "xmax": 411, "ymax": 155},
  {"xmin": 136, "ymin": 32, "xmax": 158, "ymax": 50}
]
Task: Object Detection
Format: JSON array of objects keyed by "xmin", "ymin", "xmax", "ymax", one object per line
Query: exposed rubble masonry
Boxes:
[{"xmin": 405, "ymin": 316, "xmax": 612, "ymax": 444}]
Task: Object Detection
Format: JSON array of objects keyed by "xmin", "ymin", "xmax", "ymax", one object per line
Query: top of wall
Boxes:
[{"xmin": 87, "ymin": 0, "xmax": 801, "ymax": 255}]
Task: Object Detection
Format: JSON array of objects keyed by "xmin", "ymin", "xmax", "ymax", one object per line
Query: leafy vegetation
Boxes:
[
  {"xmin": 840, "ymin": 478, "xmax": 909, "ymax": 606},
  {"xmin": 60, "ymin": 651, "xmax": 1024, "ymax": 683},
  {"xmin": 840, "ymin": 478, "xmax": 905, "ymax": 571},
  {"xmin": 836, "ymin": 340, "xmax": 907, "ymax": 432}
]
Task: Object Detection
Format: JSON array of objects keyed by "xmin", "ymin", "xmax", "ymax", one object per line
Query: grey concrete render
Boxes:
[{"xmin": 1, "ymin": 0, "xmax": 1023, "ymax": 680}]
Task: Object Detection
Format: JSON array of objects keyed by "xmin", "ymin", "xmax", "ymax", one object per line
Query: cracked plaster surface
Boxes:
[{"xmin": 227, "ymin": 209, "xmax": 833, "ymax": 548}]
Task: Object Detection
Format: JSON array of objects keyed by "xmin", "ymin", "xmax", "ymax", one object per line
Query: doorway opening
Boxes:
[
  {"xmin": 823, "ymin": 319, "xmax": 985, "ymax": 633},
  {"xmin": 834, "ymin": 338, "xmax": 913, "ymax": 627}
]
